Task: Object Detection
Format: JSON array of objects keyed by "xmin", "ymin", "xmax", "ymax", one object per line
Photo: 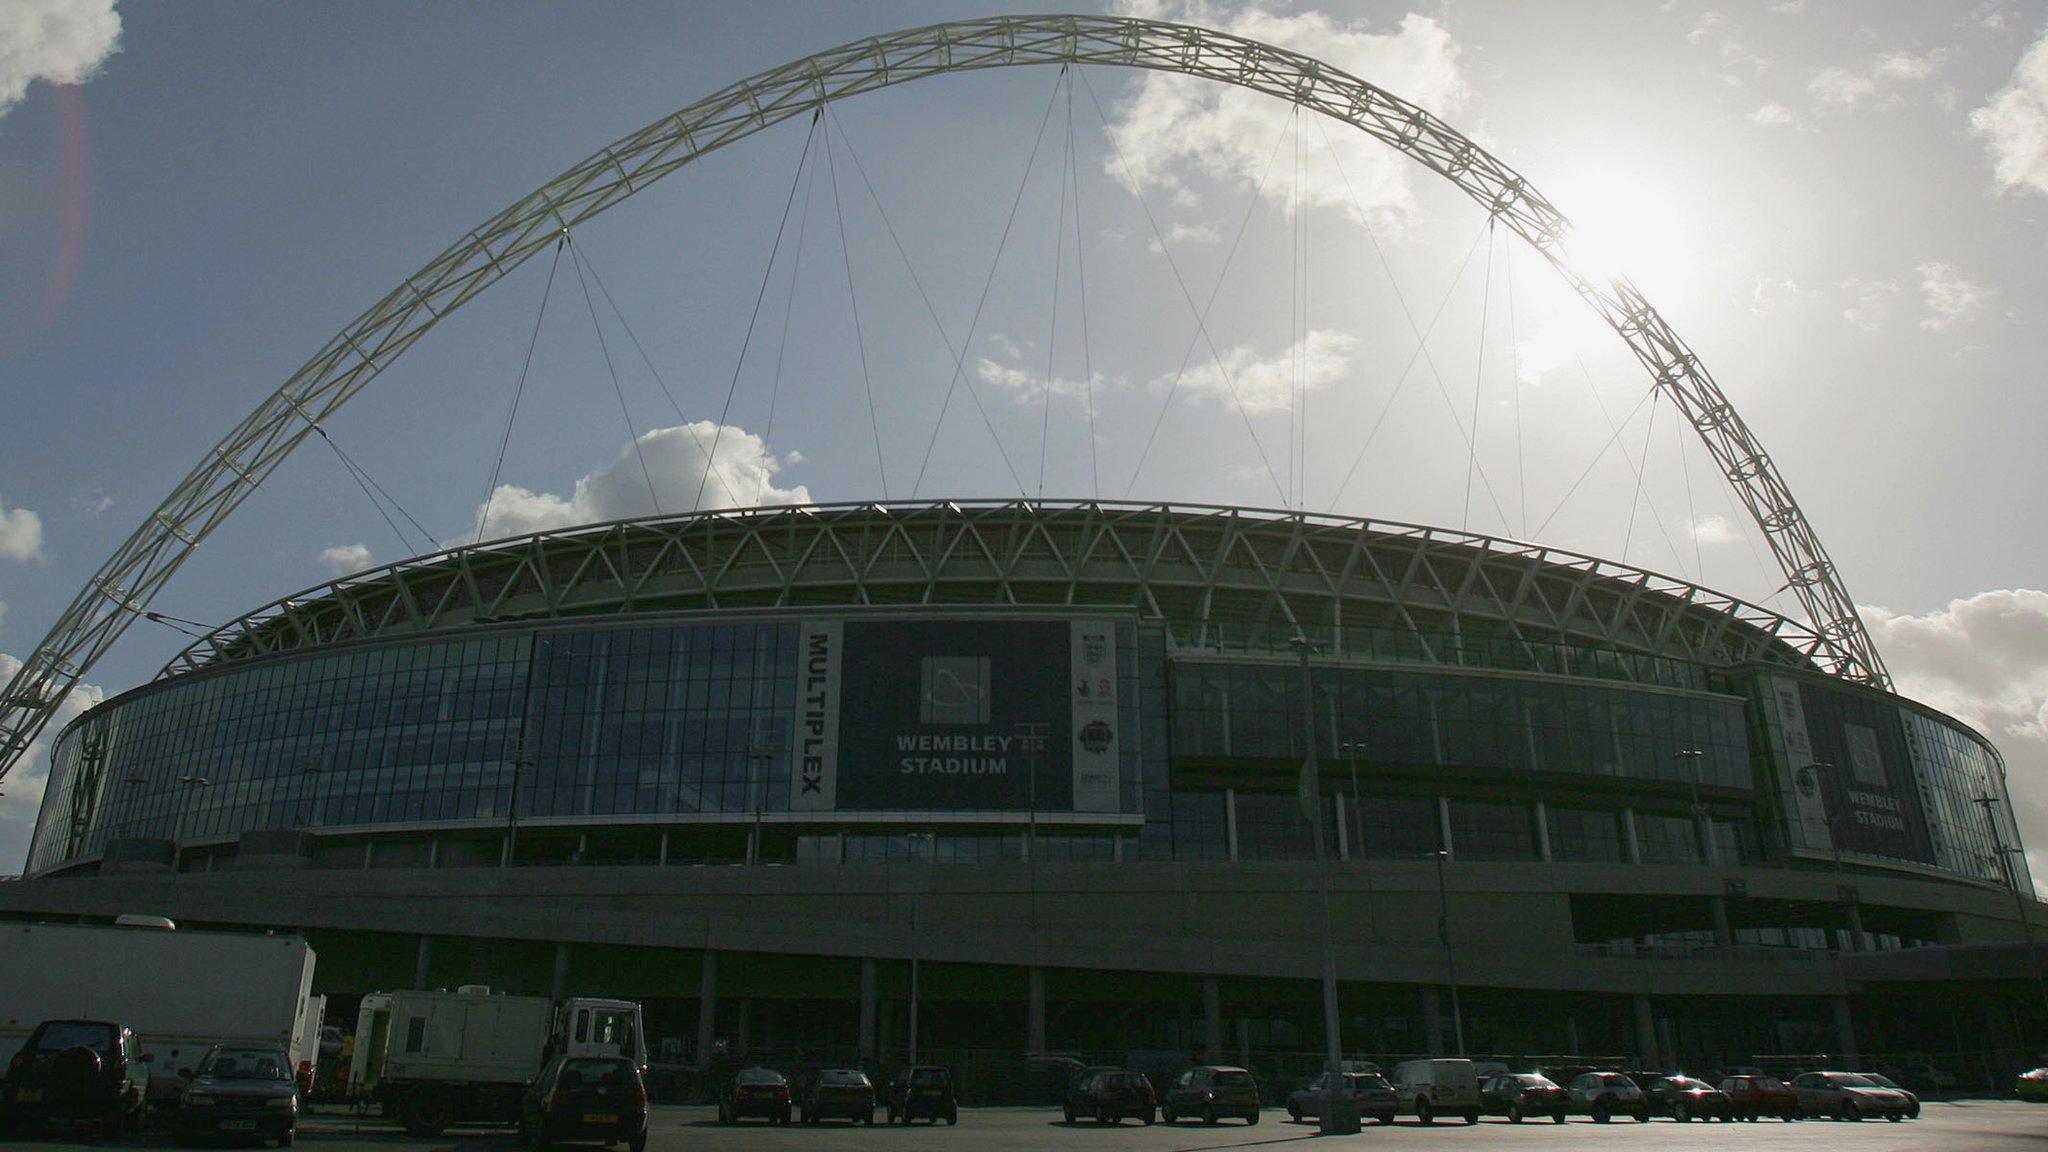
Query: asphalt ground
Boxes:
[{"xmin": 11, "ymin": 1101, "xmax": 2047, "ymax": 1151}]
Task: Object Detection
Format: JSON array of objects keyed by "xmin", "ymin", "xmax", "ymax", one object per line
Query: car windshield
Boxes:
[
  {"xmin": 1353, "ymin": 1074, "xmax": 1391, "ymax": 1089},
  {"xmin": 564, "ymin": 1059, "xmax": 633, "ymax": 1086},
  {"xmin": 737, "ymin": 1069, "xmax": 785, "ymax": 1086},
  {"xmin": 1664, "ymin": 1077, "xmax": 1710, "ymax": 1090},
  {"xmin": 199, "ymin": 1048, "xmax": 289, "ymax": 1080},
  {"xmin": 32, "ymin": 1022, "xmax": 114, "ymax": 1052},
  {"xmin": 1212, "ymin": 1071, "xmax": 1253, "ymax": 1086},
  {"xmin": 1513, "ymin": 1075, "xmax": 1557, "ymax": 1088},
  {"xmin": 1601, "ymin": 1075, "xmax": 1633, "ymax": 1088},
  {"xmin": 910, "ymin": 1069, "xmax": 948, "ymax": 1086},
  {"xmin": 1864, "ymin": 1074, "xmax": 1901, "ymax": 1088},
  {"xmin": 1106, "ymin": 1073, "xmax": 1146, "ymax": 1089},
  {"xmin": 820, "ymin": 1071, "xmax": 869, "ymax": 1087},
  {"xmin": 1829, "ymin": 1074, "xmax": 1883, "ymax": 1088}
]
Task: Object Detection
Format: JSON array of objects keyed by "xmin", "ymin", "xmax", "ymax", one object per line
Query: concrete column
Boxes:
[
  {"xmin": 551, "ymin": 943, "xmax": 570, "ymax": 1000},
  {"xmin": 1336, "ymin": 797, "xmax": 1350, "ymax": 861},
  {"xmin": 859, "ymin": 959, "xmax": 879, "ymax": 1061},
  {"xmin": 1438, "ymin": 796, "xmax": 1454, "ymax": 860},
  {"xmin": 1534, "ymin": 801, "xmax": 1552, "ymax": 863},
  {"xmin": 1202, "ymin": 976, "xmax": 1222, "ymax": 1061},
  {"xmin": 658, "ymin": 831, "xmax": 669, "ymax": 866},
  {"xmin": 427, "ymin": 837, "xmax": 439, "ymax": 868},
  {"xmin": 1422, "ymin": 986, "xmax": 1446, "ymax": 1056},
  {"xmin": 1631, "ymin": 995, "xmax": 1657, "ymax": 1068},
  {"xmin": 1710, "ymin": 896, "xmax": 1733, "ymax": 947},
  {"xmin": 1225, "ymin": 789, "xmax": 1239, "ymax": 861},
  {"xmin": 1565, "ymin": 1015, "xmax": 1582, "ymax": 1056},
  {"xmin": 1832, "ymin": 996, "xmax": 1859, "ymax": 1063},
  {"xmin": 364, "ymin": 840, "xmax": 376, "ymax": 869},
  {"xmin": 1843, "ymin": 902, "xmax": 1867, "ymax": 952},
  {"xmin": 412, "ymin": 935, "xmax": 433, "ymax": 990},
  {"xmin": 736, "ymin": 999, "xmax": 752, "ymax": 1052},
  {"xmin": 695, "ymin": 952, "xmax": 718, "ymax": 1069},
  {"xmin": 1622, "ymin": 808, "xmax": 1643, "ymax": 864},
  {"xmin": 1027, "ymin": 967, "xmax": 1046, "ymax": 1054}
]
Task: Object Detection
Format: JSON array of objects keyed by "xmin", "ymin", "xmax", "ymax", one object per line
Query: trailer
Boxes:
[
  {"xmin": 350, "ymin": 986, "xmax": 644, "ymax": 1135},
  {"xmin": 0, "ymin": 920, "xmax": 319, "ymax": 1108}
]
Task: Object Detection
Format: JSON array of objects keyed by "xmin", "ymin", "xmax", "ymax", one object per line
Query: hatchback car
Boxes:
[
  {"xmin": 1861, "ymin": 1073, "xmax": 1921, "ymax": 1118},
  {"xmin": 1479, "ymin": 1073, "xmax": 1568, "ymax": 1124},
  {"xmin": 174, "ymin": 1043, "xmax": 300, "ymax": 1147},
  {"xmin": 1645, "ymin": 1075, "xmax": 1730, "ymax": 1122},
  {"xmin": 1566, "ymin": 1071, "xmax": 1649, "ymax": 1122},
  {"xmin": 520, "ymin": 1055, "xmax": 648, "ymax": 1151},
  {"xmin": 884, "ymin": 1066, "xmax": 957, "ymax": 1125},
  {"xmin": 2017, "ymin": 1066, "xmax": 2048, "ymax": 1101},
  {"xmin": 1287, "ymin": 1071, "xmax": 1397, "ymax": 1125},
  {"xmin": 718, "ymin": 1067, "xmax": 791, "ymax": 1125},
  {"xmin": 1162, "ymin": 1065, "xmax": 1259, "ymax": 1125},
  {"xmin": 1718, "ymin": 1074, "xmax": 1798, "ymax": 1121},
  {"xmin": 1065, "ymin": 1069, "xmax": 1155, "ymax": 1125},
  {"xmin": 2, "ymin": 1019, "xmax": 148, "ymax": 1137},
  {"xmin": 800, "ymin": 1068, "xmax": 875, "ymax": 1125},
  {"xmin": 1789, "ymin": 1071, "xmax": 1915, "ymax": 1121}
]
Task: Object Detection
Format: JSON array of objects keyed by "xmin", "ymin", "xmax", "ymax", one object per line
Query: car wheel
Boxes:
[
  {"xmin": 1064, "ymin": 1103, "xmax": 1076, "ymax": 1124},
  {"xmin": 1203, "ymin": 1103, "xmax": 1218, "ymax": 1125},
  {"xmin": 1142, "ymin": 1108, "xmax": 1155, "ymax": 1126},
  {"xmin": 1552, "ymin": 1110, "xmax": 1567, "ymax": 1124},
  {"xmin": 1676, "ymin": 1102, "xmax": 1690, "ymax": 1122},
  {"xmin": 629, "ymin": 1129, "xmax": 648, "ymax": 1152},
  {"xmin": 1509, "ymin": 1105, "xmax": 1523, "ymax": 1123},
  {"xmin": 1887, "ymin": 1114, "xmax": 1902, "ymax": 1123},
  {"xmin": 1246, "ymin": 1110, "xmax": 1259, "ymax": 1125},
  {"xmin": 1842, "ymin": 1102, "xmax": 1860, "ymax": 1122},
  {"xmin": 1096, "ymin": 1107, "xmax": 1113, "ymax": 1126},
  {"xmin": 277, "ymin": 1132, "xmax": 295, "ymax": 1149},
  {"xmin": 945, "ymin": 1109, "xmax": 957, "ymax": 1125},
  {"xmin": 1161, "ymin": 1105, "xmax": 1176, "ymax": 1123},
  {"xmin": 1378, "ymin": 1113, "xmax": 1396, "ymax": 1125},
  {"xmin": 1593, "ymin": 1100, "xmax": 1611, "ymax": 1124},
  {"xmin": 1634, "ymin": 1109, "xmax": 1649, "ymax": 1122},
  {"xmin": 1418, "ymin": 1098, "xmax": 1435, "ymax": 1125},
  {"xmin": 1463, "ymin": 1111, "xmax": 1477, "ymax": 1125},
  {"xmin": 1288, "ymin": 1105, "xmax": 1302, "ymax": 1122}
]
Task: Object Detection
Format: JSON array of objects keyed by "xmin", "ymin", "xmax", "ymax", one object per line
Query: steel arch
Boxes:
[{"xmin": 0, "ymin": 13, "xmax": 1888, "ymax": 783}]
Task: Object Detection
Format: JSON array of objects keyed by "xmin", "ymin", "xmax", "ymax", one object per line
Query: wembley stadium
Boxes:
[{"xmin": 6, "ymin": 498, "xmax": 2040, "ymax": 1079}]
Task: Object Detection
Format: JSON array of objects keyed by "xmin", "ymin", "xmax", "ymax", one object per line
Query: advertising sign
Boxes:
[
  {"xmin": 1795, "ymin": 680, "xmax": 1935, "ymax": 865},
  {"xmin": 1766, "ymin": 676, "xmax": 1833, "ymax": 854},
  {"xmin": 789, "ymin": 617, "xmax": 1122, "ymax": 813}
]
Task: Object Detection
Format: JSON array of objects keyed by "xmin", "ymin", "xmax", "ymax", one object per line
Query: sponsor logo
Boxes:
[{"xmin": 1079, "ymin": 720, "xmax": 1115, "ymax": 754}]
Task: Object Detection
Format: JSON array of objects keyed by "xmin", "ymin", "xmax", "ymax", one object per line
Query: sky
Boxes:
[{"xmin": 3, "ymin": 0, "xmax": 2048, "ymax": 880}]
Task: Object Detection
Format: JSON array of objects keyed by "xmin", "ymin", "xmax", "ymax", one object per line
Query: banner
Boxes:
[
  {"xmin": 1069, "ymin": 620, "xmax": 1121, "ymax": 812},
  {"xmin": 791, "ymin": 620, "xmax": 842, "ymax": 811}
]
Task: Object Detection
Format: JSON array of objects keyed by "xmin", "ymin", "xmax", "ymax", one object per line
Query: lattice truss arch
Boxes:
[
  {"xmin": 163, "ymin": 501, "xmax": 1821, "ymax": 680},
  {"xmin": 0, "ymin": 13, "xmax": 1886, "ymax": 783}
]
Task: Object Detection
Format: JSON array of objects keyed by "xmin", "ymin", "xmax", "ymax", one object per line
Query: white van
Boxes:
[{"xmin": 1391, "ymin": 1058, "xmax": 1481, "ymax": 1125}]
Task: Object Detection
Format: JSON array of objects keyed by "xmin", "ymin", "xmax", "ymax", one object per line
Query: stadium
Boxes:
[{"xmin": 2, "ymin": 14, "xmax": 2044, "ymax": 1089}]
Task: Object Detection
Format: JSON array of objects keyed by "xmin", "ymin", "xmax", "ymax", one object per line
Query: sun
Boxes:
[{"xmin": 1543, "ymin": 169, "xmax": 1701, "ymax": 304}]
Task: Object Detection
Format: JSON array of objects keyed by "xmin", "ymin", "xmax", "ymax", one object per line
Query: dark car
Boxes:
[
  {"xmin": 1064, "ymin": 1069, "xmax": 1155, "ymax": 1125},
  {"xmin": 1287, "ymin": 1071, "xmax": 1397, "ymax": 1125},
  {"xmin": 519, "ymin": 1055, "xmax": 648, "ymax": 1151},
  {"xmin": 1479, "ymin": 1072, "xmax": 1569, "ymax": 1124},
  {"xmin": 1861, "ymin": 1073, "xmax": 1921, "ymax": 1119},
  {"xmin": 884, "ymin": 1066, "xmax": 957, "ymax": 1125},
  {"xmin": 1645, "ymin": 1075, "xmax": 1731, "ymax": 1122},
  {"xmin": 1162, "ymin": 1065, "xmax": 1259, "ymax": 1126},
  {"xmin": 1718, "ymin": 1074, "xmax": 1798, "ymax": 1121},
  {"xmin": 718, "ymin": 1067, "xmax": 791, "ymax": 1125},
  {"xmin": 800, "ymin": 1068, "xmax": 875, "ymax": 1125},
  {"xmin": 2, "ymin": 1019, "xmax": 148, "ymax": 1137},
  {"xmin": 173, "ymin": 1043, "xmax": 300, "ymax": 1147}
]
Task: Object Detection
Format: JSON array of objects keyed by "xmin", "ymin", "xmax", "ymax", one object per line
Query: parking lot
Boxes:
[{"xmin": 8, "ymin": 1101, "xmax": 2045, "ymax": 1152}]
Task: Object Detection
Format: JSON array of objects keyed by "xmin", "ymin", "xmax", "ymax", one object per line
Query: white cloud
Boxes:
[
  {"xmin": 319, "ymin": 543, "xmax": 374, "ymax": 578},
  {"xmin": 1865, "ymin": 591, "xmax": 2048, "ymax": 892},
  {"xmin": 1747, "ymin": 102, "xmax": 1798, "ymax": 128},
  {"xmin": 974, "ymin": 355, "xmax": 1118, "ymax": 405},
  {"xmin": 474, "ymin": 422, "xmax": 808, "ymax": 542},
  {"xmin": 0, "ymin": 650, "xmax": 104, "ymax": 872},
  {"xmin": 1689, "ymin": 514, "xmax": 1739, "ymax": 546},
  {"xmin": 1808, "ymin": 50, "xmax": 1943, "ymax": 110},
  {"xmin": 1100, "ymin": 3, "xmax": 1468, "ymax": 232},
  {"xmin": 1147, "ymin": 220, "xmax": 1220, "ymax": 253},
  {"xmin": 1156, "ymin": 329, "xmax": 1358, "ymax": 415},
  {"xmin": 1970, "ymin": 27, "xmax": 2048, "ymax": 196},
  {"xmin": 1836, "ymin": 277, "xmax": 1899, "ymax": 332},
  {"xmin": 1750, "ymin": 275, "xmax": 1818, "ymax": 314},
  {"xmin": 0, "ymin": 0, "xmax": 120, "ymax": 123},
  {"xmin": 1917, "ymin": 261, "xmax": 1992, "ymax": 332},
  {"xmin": 0, "ymin": 499, "xmax": 43, "ymax": 562}
]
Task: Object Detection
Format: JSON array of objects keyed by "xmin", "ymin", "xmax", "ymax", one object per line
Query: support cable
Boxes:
[
  {"xmin": 1288, "ymin": 107, "xmax": 1301, "ymax": 508},
  {"xmin": 1505, "ymin": 232, "xmax": 1527, "ymax": 538},
  {"xmin": 477, "ymin": 235, "xmax": 564, "ymax": 542},
  {"xmin": 314, "ymin": 425, "xmax": 437, "ymax": 555},
  {"xmin": 141, "ymin": 611, "xmax": 211, "ymax": 640},
  {"xmin": 695, "ymin": 112, "xmax": 821, "ymax": 513},
  {"xmin": 1675, "ymin": 393, "xmax": 1705, "ymax": 578},
  {"xmin": 821, "ymin": 120, "xmax": 890, "ymax": 498},
  {"xmin": 567, "ymin": 236, "xmax": 663, "ymax": 515},
  {"xmin": 1038, "ymin": 68, "xmax": 1074, "ymax": 498},
  {"xmin": 1064, "ymin": 74, "xmax": 1101, "ymax": 499},
  {"xmin": 1078, "ymin": 66, "xmax": 1289, "ymax": 503},
  {"xmin": 1532, "ymin": 352, "xmax": 1690, "ymax": 567},
  {"xmin": 1620, "ymin": 391, "xmax": 1661, "ymax": 564},
  {"xmin": 908, "ymin": 71, "xmax": 1068, "ymax": 499},
  {"xmin": 1462, "ymin": 222, "xmax": 1497, "ymax": 532},
  {"xmin": 575, "ymin": 240, "xmax": 741, "ymax": 509},
  {"xmin": 1529, "ymin": 382, "xmax": 1654, "ymax": 540},
  {"xmin": 765, "ymin": 122, "xmax": 822, "ymax": 447}
]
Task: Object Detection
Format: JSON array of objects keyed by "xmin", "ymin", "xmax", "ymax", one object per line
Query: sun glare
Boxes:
[{"xmin": 1544, "ymin": 171, "xmax": 1698, "ymax": 302}]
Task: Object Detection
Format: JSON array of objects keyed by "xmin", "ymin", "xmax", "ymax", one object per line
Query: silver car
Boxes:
[
  {"xmin": 1788, "ymin": 1072, "xmax": 1915, "ymax": 1121},
  {"xmin": 1565, "ymin": 1072, "xmax": 1649, "ymax": 1123}
]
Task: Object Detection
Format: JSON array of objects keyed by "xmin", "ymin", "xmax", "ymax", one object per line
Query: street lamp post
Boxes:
[
  {"xmin": 1973, "ymin": 793, "xmax": 2048, "ymax": 1042},
  {"xmin": 1432, "ymin": 848, "xmax": 1467, "ymax": 1056},
  {"xmin": 173, "ymin": 774, "xmax": 209, "ymax": 870},
  {"xmin": 504, "ymin": 741, "xmax": 533, "ymax": 866},
  {"xmin": 1676, "ymin": 748, "xmax": 1710, "ymax": 864},
  {"xmin": 1340, "ymin": 741, "xmax": 1363, "ymax": 859},
  {"xmin": 1289, "ymin": 634, "xmax": 1355, "ymax": 1134}
]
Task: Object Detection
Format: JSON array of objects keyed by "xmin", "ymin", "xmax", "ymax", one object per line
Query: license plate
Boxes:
[
  {"xmin": 220, "ymin": 1120, "xmax": 258, "ymax": 1131},
  {"xmin": 584, "ymin": 1113, "xmax": 618, "ymax": 1125},
  {"xmin": 14, "ymin": 1087, "xmax": 41, "ymax": 1103},
  {"xmin": 916, "ymin": 1089, "xmax": 939, "ymax": 1097}
]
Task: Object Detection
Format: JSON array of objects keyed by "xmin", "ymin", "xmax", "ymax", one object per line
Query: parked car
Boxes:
[
  {"xmin": 518, "ymin": 1054, "xmax": 648, "ymax": 1152},
  {"xmin": 1, "ymin": 1019, "xmax": 148, "ymax": 1137},
  {"xmin": 884, "ymin": 1066, "xmax": 957, "ymax": 1125},
  {"xmin": 1391, "ymin": 1058, "xmax": 1480, "ymax": 1125},
  {"xmin": 1860, "ymin": 1073, "xmax": 1920, "ymax": 1118},
  {"xmin": 1287, "ymin": 1071, "xmax": 1397, "ymax": 1125},
  {"xmin": 799, "ymin": 1068, "xmax": 875, "ymax": 1125},
  {"xmin": 1161, "ymin": 1065, "xmax": 1260, "ymax": 1125},
  {"xmin": 718, "ymin": 1067, "xmax": 791, "ymax": 1125},
  {"xmin": 1064, "ymin": 1068, "xmax": 1155, "ymax": 1125},
  {"xmin": 1645, "ymin": 1075, "xmax": 1731, "ymax": 1122},
  {"xmin": 1566, "ymin": 1071, "xmax": 1649, "ymax": 1123},
  {"xmin": 1718, "ymin": 1074, "xmax": 1798, "ymax": 1121},
  {"xmin": 173, "ymin": 1043, "xmax": 300, "ymax": 1148},
  {"xmin": 1788, "ymin": 1071, "xmax": 1915, "ymax": 1121},
  {"xmin": 1478, "ymin": 1072, "xmax": 1568, "ymax": 1123},
  {"xmin": 2018, "ymin": 1066, "xmax": 2048, "ymax": 1101}
]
